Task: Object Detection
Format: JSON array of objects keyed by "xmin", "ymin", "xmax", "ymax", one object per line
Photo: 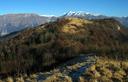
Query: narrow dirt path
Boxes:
[
  {"xmin": 69, "ymin": 62, "xmax": 95, "ymax": 82},
  {"xmin": 26, "ymin": 54, "xmax": 96, "ymax": 82},
  {"xmin": 59, "ymin": 54, "xmax": 96, "ymax": 82}
]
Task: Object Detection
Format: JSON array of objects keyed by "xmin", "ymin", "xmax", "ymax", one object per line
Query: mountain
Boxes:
[
  {"xmin": 63, "ymin": 11, "xmax": 128, "ymax": 27},
  {"xmin": 63, "ymin": 11, "xmax": 107, "ymax": 19},
  {"xmin": 0, "ymin": 12, "xmax": 128, "ymax": 37},
  {"xmin": 0, "ymin": 17, "xmax": 128, "ymax": 75},
  {"xmin": 0, "ymin": 14, "xmax": 56, "ymax": 36},
  {"xmin": 115, "ymin": 16, "xmax": 128, "ymax": 27}
]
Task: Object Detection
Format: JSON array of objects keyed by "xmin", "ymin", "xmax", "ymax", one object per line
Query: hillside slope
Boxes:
[{"xmin": 0, "ymin": 17, "xmax": 128, "ymax": 75}]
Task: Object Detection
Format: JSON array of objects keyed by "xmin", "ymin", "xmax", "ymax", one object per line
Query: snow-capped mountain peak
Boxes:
[
  {"xmin": 65, "ymin": 11, "xmax": 89, "ymax": 16},
  {"xmin": 64, "ymin": 11, "xmax": 101, "ymax": 17}
]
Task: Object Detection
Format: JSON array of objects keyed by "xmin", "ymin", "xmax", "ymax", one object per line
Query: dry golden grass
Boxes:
[
  {"xmin": 15, "ymin": 77, "xmax": 24, "ymax": 82},
  {"xmin": 89, "ymin": 65, "xmax": 96, "ymax": 71},
  {"xmin": 1, "ymin": 56, "xmax": 128, "ymax": 82},
  {"xmin": 5, "ymin": 77, "xmax": 13, "ymax": 82},
  {"xmin": 82, "ymin": 57, "xmax": 128, "ymax": 82},
  {"xmin": 62, "ymin": 18, "xmax": 92, "ymax": 34},
  {"xmin": 0, "ymin": 80, "xmax": 3, "ymax": 82},
  {"xmin": 121, "ymin": 61, "xmax": 128, "ymax": 70},
  {"xmin": 66, "ymin": 18, "xmax": 92, "ymax": 26},
  {"xmin": 43, "ymin": 73, "xmax": 72, "ymax": 82},
  {"xmin": 0, "ymin": 80, "xmax": 2, "ymax": 82},
  {"xmin": 99, "ymin": 76, "xmax": 113, "ymax": 82},
  {"xmin": 79, "ymin": 76, "xmax": 87, "ymax": 82},
  {"xmin": 62, "ymin": 25, "xmax": 78, "ymax": 34}
]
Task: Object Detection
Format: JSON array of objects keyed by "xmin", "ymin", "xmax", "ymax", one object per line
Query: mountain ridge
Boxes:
[
  {"xmin": 63, "ymin": 11, "xmax": 128, "ymax": 27},
  {"xmin": 0, "ymin": 13, "xmax": 56, "ymax": 36},
  {"xmin": 0, "ymin": 12, "xmax": 128, "ymax": 37},
  {"xmin": 0, "ymin": 17, "xmax": 128, "ymax": 75}
]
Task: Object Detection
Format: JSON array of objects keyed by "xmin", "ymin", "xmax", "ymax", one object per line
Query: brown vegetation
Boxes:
[{"xmin": 0, "ymin": 17, "xmax": 128, "ymax": 77}]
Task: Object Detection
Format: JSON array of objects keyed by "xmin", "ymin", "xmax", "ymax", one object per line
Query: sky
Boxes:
[{"xmin": 0, "ymin": 0, "xmax": 128, "ymax": 17}]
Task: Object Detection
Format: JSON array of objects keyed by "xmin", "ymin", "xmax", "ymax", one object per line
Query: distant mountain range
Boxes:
[
  {"xmin": 0, "ymin": 12, "xmax": 128, "ymax": 36},
  {"xmin": 0, "ymin": 14, "xmax": 56, "ymax": 36}
]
